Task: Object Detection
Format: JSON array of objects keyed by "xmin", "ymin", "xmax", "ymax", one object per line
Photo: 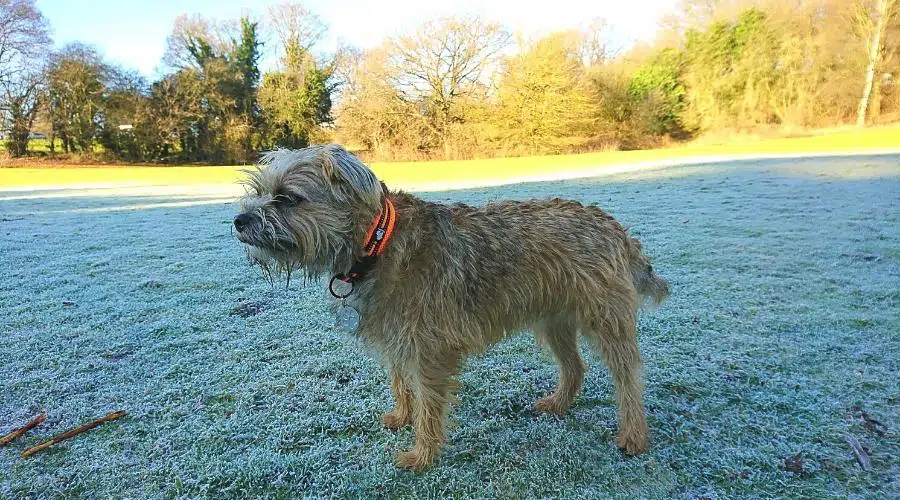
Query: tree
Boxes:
[
  {"xmin": 96, "ymin": 67, "xmax": 147, "ymax": 160},
  {"xmin": 233, "ymin": 18, "xmax": 261, "ymax": 119},
  {"xmin": 580, "ymin": 18, "xmax": 617, "ymax": 67},
  {"xmin": 677, "ymin": 9, "xmax": 781, "ymax": 131},
  {"xmin": 0, "ymin": 0, "xmax": 50, "ymax": 156},
  {"xmin": 336, "ymin": 47, "xmax": 428, "ymax": 157},
  {"xmin": 266, "ymin": 2, "xmax": 327, "ymax": 57},
  {"xmin": 46, "ymin": 43, "xmax": 107, "ymax": 153},
  {"xmin": 652, "ymin": 0, "xmax": 879, "ymax": 129},
  {"xmin": 258, "ymin": 56, "xmax": 335, "ymax": 148},
  {"xmin": 159, "ymin": 14, "xmax": 264, "ymax": 163},
  {"xmin": 145, "ymin": 71, "xmax": 205, "ymax": 161},
  {"xmin": 494, "ymin": 32, "xmax": 594, "ymax": 153},
  {"xmin": 226, "ymin": 17, "xmax": 263, "ymax": 162},
  {"xmin": 387, "ymin": 16, "xmax": 511, "ymax": 156},
  {"xmin": 627, "ymin": 48, "xmax": 686, "ymax": 136},
  {"xmin": 855, "ymin": 0, "xmax": 898, "ymax": 126},
  {"xmin": 2, "ymin": 76, "xmax": 39, "ymax": 155},
  {"xmin": 258, "ymin": 3, "xmax": 336, "ymax": 149},
  {"xmin": 164, "ymin": 14, "xmax": 231, "ymax": 71},
  {"xmin": 0, "ymin": 0, "xmax": 49, "ymax": 83}
]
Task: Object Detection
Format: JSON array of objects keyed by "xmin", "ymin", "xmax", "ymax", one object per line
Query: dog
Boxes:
[{"xmin": 234, "ymin": 144, "xmax": 670, "ymax": 471}]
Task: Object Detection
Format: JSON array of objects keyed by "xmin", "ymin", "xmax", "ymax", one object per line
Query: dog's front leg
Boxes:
[
  {"xmin": 383, "ymin": 365, "xmax": 413, "ymax": 429},
  {"xmin": 395, "ymin": 363, "xmax": 456, "ymax": 471}
]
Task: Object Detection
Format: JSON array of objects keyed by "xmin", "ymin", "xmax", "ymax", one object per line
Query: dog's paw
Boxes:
[
  {"xmin": 382, "ymin": 410, "xmax": 411, "ymax": 429},
  {"xmin": 616, "ymin": 433, "xmax": 650, "ymax": 456},
  {"xmin": 395, "ymin": 449, "xmax": 433, "ymax": 472},
  {"xmin": 534, "ymin": 395, "xmax": 570, "ymax": 416}
]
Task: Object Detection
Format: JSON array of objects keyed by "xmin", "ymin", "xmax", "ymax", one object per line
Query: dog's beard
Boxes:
[
  {"xmin": 233, "ymin": 206, "xmax": 305, "ymax": 287},
  {"xmin": 241, "ymin": 244, "xmax": 300, "ymax": 288},
  {"xmin": 238, "ymin": 210, "xmax": 356, "ymax": 288}
]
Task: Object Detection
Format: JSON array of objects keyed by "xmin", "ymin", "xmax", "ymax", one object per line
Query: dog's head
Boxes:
[{"xmin": 234, "ymin": 144, "xmax": 382, "ymax": 282}]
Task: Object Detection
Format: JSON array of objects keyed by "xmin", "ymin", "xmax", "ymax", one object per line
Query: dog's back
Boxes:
[{"xmin": 376, "ymin": 194, "xmax": 668, "ymax": 342}]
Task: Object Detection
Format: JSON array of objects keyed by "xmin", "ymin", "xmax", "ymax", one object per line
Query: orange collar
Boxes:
[
  {"xmin": 330, "ymin": 188, "xmax": 396, "ymax": 296},
  {"xmin": 360, "ymin": 195, "xmax": 396, "ymax": 263}
]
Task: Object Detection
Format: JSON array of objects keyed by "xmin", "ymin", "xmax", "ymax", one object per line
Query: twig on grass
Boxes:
[
  {"xmin": 20, "ymin": 410, "xmax": 126, "ymax": 458},
  {"xmin": 845, "ymin": 434, "xmax": 871, "ymax": 471},
  {"xmin": 0, "ymin": 413, "xmax": 46, "ymax": 446}
]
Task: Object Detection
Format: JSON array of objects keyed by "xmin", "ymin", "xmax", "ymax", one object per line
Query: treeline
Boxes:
[
  {"xmin": 0, "ymin": 1, "xmax": 337, "ymax": 163},
  {"xmin": 340, "ymin": 0, "xmax": 900, "ymax": 159},
  {"xmin": 0, "ymin": 0, "xmax": 897, "ymax": 164}
]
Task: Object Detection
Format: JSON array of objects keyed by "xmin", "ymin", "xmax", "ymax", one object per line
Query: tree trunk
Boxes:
[
  {"xmin": 871, "ymin": 77, "xmax": 883, "ymax": 123},
  {"xmin": 13, "ymin": 133, "xmax": 28, "ymax": 157},
  {"xmin": 857, "ymin": 0, "xmax": 892, "ymax": 127}
]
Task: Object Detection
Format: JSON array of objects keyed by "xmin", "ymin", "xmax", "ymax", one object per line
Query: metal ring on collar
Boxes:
[{"xmin": 328, "ymin": 275, "xmax": 354, "ymax": 299}]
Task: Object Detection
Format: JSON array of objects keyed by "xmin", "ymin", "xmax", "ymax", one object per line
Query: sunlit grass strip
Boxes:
[{"xmin": 1, "ymin": 125, "xmax": 897, "ymax": 189}]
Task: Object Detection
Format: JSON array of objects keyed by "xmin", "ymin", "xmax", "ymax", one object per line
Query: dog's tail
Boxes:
[{"xmin": 627, "ymin": 238, "xmax": 670, "ymax": 308}]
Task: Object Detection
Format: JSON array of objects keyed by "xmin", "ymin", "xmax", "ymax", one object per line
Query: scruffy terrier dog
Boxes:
[{"xmin": 234, "ymin": 144, "xmax": 670, "ymax": 471}]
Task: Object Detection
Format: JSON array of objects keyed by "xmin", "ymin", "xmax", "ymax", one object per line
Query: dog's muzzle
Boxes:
[{"xmin": 234, "ymin": 213, "xmax": 257, "ymax": 233}]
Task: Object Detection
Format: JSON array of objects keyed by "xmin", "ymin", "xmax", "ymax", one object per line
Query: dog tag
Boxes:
[{"xmin": 337, "ymin": 303, "xmax": 361, "ymax": 333}]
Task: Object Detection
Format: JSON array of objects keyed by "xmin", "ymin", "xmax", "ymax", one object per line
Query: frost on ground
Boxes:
[{"xmin": 1, "ymin": 156, "xmax": 898, "ymax": 498}]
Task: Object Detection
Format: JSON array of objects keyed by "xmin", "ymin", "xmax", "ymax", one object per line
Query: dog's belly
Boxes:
[{"xmin": 358, "ymin": 285, "xmax": 570, "ymax": 358}]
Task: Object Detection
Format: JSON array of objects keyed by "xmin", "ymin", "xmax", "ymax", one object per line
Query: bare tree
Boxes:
[
  {"xmin": 1, "ymin": 75, "xmax": 39, "ymax": 155},
  {"xmin": 0, "ymin": 0, "xmax": 49, "ymax": 81},
  {"xmin": 266, "ymin": 1, "xmax": 327, "ymax": 59},
  {"xmin": 163, "ymin": 14, "xmax": 238, "ymax": 70},
  {"xmin": 855, "ymin": 0, "xmax": 898, "ymax": 126},
  {"xmin": 0, "ymin": 0, "xmax": 50, "ymax": 156},
  {"xmin": 336, "ymin": 46, "xmax": 431, "ymax": 158},
  {"xmin": 387, "ymin": 16, "xmax": 510, "ymax": 155},
  {"xmin": 580, "ymin": 18, "xmax": 618, "ymax": 67}
]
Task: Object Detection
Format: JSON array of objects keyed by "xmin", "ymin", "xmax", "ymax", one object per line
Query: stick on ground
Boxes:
[
  {"xmin": 0, "ymin": 413, "xmax": 46, "ymax": 446},
  {"xmin": 20, "ymin": 410, "xmax": 126, "ymax": 458},
  {"xmin": 845, "ymin": 434, "xmax": 871, "ymax": 472}
]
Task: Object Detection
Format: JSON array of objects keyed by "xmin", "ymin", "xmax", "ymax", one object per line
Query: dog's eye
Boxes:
[{"xmin": 276, "ymin": 193, "xmax": 305, "ymax": 207}]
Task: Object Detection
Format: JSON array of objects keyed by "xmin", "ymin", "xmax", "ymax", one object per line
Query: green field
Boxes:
[{"xmin": 1, "ymin": 154, "xmax": 897, "ymax": 497}]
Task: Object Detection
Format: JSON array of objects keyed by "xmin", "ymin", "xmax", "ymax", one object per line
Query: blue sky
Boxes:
[{"xmin": 36, "ymin": 0, "xmax": 676, "ymax": 77}]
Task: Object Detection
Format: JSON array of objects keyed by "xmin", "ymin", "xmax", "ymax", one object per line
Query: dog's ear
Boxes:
[
  {"xmin": 316, "ymin": 145, "xmax": 382, "ymax": 208},
  {"xmin": 315, "ymin": 147, "xmax": 341, "ymax": 182}
]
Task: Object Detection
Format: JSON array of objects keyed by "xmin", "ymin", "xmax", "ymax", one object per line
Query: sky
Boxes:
[{"xmin": 36, "ymin": 0, "xmax": 678, "ymax": 77}]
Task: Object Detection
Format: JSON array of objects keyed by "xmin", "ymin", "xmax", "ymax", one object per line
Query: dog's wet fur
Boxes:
[{"xmin": 235, "ymin": 144, "xmax": 670, "ymax": 470}]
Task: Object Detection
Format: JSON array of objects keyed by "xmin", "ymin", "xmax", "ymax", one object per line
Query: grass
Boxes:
[
  {"xmin": 1, "ymin": 124, "xmax": 898, "ymax": 190},
  {"xmin": 0, "ymin": 138, "xmax": 60, "ymax": 153},
  {"xmin": 1, "ymin": 155, "xmax": 898, "ymax": 498}
]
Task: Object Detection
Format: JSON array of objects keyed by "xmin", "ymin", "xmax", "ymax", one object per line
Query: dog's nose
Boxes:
[{"xmin": 234, "ymin": 213, "xmax": 254, "ymax": 232}]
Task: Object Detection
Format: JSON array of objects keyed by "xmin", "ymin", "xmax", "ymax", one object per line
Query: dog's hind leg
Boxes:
[
  {"xmin": 583, "ymin": 303, "xmax": 650, "ymax": 455},
  {"xmin": 383, "ymin": 365, "xmax": 413, "ymax": 429},
  {"xmin": 534, "ymin": 317, "xmax": 585, "ymax": 415}
]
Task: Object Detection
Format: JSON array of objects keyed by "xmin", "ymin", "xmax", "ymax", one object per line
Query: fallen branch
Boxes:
[
  {"xmin": 845, "ymin": 435, "xmax": 871, "ymax": 472},
  {"xmin": 0, "ymin": 413, "xmax": 46, "ymax": 446},
  {"xmin": 20, "ymin": 410, "xmax": 126, "ymax": 458}
]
